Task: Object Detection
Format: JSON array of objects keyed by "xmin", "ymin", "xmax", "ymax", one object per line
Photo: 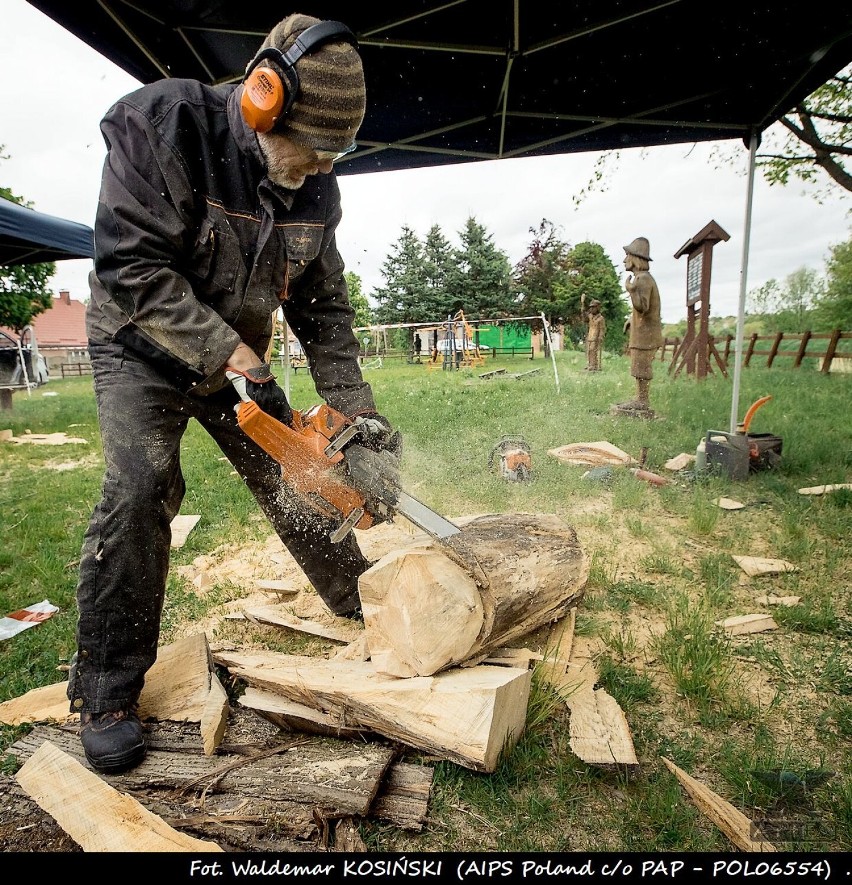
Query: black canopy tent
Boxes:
[
  {"xmin": 0, "ymin": 197, "xmax": 94, "ymax": 266},
  {"xmin": 26, "ymin": 0, "xmax": 852, "ymax": 427}
]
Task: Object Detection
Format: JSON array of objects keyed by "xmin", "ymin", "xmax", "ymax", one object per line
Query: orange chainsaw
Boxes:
[{"xmin": 227, "ymin": 374, "xmax": 460, "ymax": 544}]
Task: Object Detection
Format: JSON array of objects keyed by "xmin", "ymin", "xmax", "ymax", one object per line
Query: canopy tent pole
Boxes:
[
  {"xmin": 280, "ymin": 314, "xmax": 291, "ymax": 403},
  {"xmin": 540, "ymin": 312, "xmax": 561, "ymax": 393},
  {"xmin": 729, "ymin": 131, "xmax": 759, "ymax": 434}
]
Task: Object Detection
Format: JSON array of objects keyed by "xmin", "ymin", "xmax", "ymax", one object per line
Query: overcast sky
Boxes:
[{"xmin": 2, "ymin": 0, "xmax": 850, "ymax": 324}]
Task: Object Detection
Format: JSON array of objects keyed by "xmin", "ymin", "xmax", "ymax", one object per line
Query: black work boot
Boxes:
[{"xmin": 80, "ymin": 708, "xmax": 147, "ymax": 774}]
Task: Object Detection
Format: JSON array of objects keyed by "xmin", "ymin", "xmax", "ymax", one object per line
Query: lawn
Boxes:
[{"xmin": 1, "ymin": 348, "xmax": 850, "ymax": 852}]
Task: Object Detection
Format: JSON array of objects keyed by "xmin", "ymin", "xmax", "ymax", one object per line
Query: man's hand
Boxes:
[
  {"xmin": 352, "ymin": 412, "xmax": 402, "ymax": 458},
  {"xmin": 344, "ymin": 445, "xmax": 401, "ymax": 512},
  {"xmin": 227, "ymin": 363, "xmax": 294, "ymax": 427}
]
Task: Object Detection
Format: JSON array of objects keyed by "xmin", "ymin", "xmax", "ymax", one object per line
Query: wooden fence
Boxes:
[{"xmin": 660, "ymin": 330, "xmax": 851, "ymax": 374}]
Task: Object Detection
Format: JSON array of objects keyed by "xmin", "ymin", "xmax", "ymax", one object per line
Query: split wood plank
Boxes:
[
  {"xmin": 241, "ymin": 603, "xmax": 360, "ymax": 644},
  {"xmin": 9, "ymin": 725, "xmax": 395, "ymax": 816},
  {"xmin": 255, "ymin": 579, "xmax": 299, "ymax": 595},
  {"xmin": 662, "ymin": 757, "xmax": 776, "ymax": 852},
  {"xmin": 548, "ymin": 441, "xmax": 638, "ymax": 467},
  {"xmin": 214, "ymin": 649, "xmax": 532, "ymax": 772},
  {"xmin": 0, "ymin": 633, "xmax": 223, "ymax": 751},
  {"xmin": 798, "ymin": 483, "xmax": 852, "ymax": 496},
  {"xmin": 537, "ymin": 609, "xmax": 577, "ymax": 688},
  {"xmin": 370, "ymin": 762, "xmax": 433, "ymax": 832},
  {"xmin": 479, "ymin": 368, "xmax": 507, "ymax": 379},
  {"xmin": 16, "ymin": 741, "xmax": 224, "ymax": 852},
  {"xmin": 200, "ymin": 671, "xmax": 230, "ymax": 756},
  {"xmin": 756, "ymin": 595, "xmax": 801, "ymax": 607},
  {"xmin": 717, "ymin": 614, "xmax": 778, "ymax": 636},
  {"xmin": 360, "ymin": 512, "xmax": 588, "ymax": 677},
  {"xmin": 566, "ymin": 687, "xmax": 639, "ymax": 768},
  {"xmin": 170, "ymin": 514, "xmax": 201, "ymax": 548},
  {"xmin": 239, "ymin": 686, "xmax": 371, "ymax": 739},
  {"xmin": 732, "ymin": 556, "xmax": 798, "ymax": 577}
]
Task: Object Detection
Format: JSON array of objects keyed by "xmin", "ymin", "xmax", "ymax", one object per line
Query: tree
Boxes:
[
  {"xmin": 372, "ymin": 225, "xmax": 427, "ymax": 325},
  {"xmin": 746, "ymin": 267, "xmax": 823, "ymax": 332},
  {"xmin": 0, "ymin": 158, "xmax": 56, "ymax": 333},
  {"xmin": 449, "ymin": 217, "xmax": 513, "ymax": 318},
  {"xmin": 813, "ymin": 233, "xmax": 852, "ymax": 331},
  {"xmin": 512, "ymin": 219, "xmax": 573, "ymax": 329},
  {"xmin": 567, "ymin": 241, "xmax": 628, "ymax": 352},
  {"xmin": 344, "ymin": 271, "xmax": 373, "ymax": 329},
  {"xmin": 751, "ymin": 64, "xmax": 852, "ymax": 200},
  {"xmin": 422, "ymin": 224, "xmax": 457, "ymax": 319}
]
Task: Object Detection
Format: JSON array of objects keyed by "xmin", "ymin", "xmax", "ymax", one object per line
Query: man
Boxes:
[
  {"xmin": 617, "ymin": 237, "xmax": 662, "ymax": 413},
  {"xmin": 68, "ymin": 13, "xmax": 399, "ymax": 775},
  {"xmin": 581, "ymin": 295, "xmax": 605, "ymax": 372}
]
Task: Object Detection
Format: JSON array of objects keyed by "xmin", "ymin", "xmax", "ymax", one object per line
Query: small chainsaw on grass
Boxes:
[{"xmin": 227, "ymin": 372, "xmax": 460, "ymax": 544}]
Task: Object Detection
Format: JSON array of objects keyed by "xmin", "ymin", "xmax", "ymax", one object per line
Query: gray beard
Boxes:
[{"xmin": 257, "ymin": 133, "xmax": 303, "ymax": 190}]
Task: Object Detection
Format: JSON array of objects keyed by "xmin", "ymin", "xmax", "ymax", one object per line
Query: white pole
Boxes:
[
  {"xmin": 729, "ymin": 132, "xmax": 758, "ymax": 434},
  {"xmin": 281, "ymin": 316, "xmax": 291, "ymax": 403},
  {"xmin": 541, "ymin": 312, "xmax": 561, "ymax": 393}
]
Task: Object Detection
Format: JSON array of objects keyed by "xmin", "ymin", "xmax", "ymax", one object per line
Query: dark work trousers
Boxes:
[{"xmin": 68, "ymin": 341, "xmax": 369, "ymax": 715}]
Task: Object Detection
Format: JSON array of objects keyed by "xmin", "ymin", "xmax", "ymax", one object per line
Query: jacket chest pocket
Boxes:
[
  {"xmin": 192, "ymin": 218, "xmax": 242, "ymax": 297},
  {"xmin": 279, "ymin": 225, "xmax": 323, "ymax": 296}
]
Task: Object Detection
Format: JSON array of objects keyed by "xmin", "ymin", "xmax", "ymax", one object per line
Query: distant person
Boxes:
[
  {"xmin": 581, "ymin": 294, "xmax": 605, "ymax": 372},
  {"xmin": 615, "ymin": 237, "xmax": 662, "ymax": 414},
  {"xmin": 413, "ymin": 332, "xmax": 422, "ymax": 362}
]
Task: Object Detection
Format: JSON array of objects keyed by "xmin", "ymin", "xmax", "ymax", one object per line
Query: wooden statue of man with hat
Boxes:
[
  {"xmin": 613, "ymin": 237, "xmax": 662, "ymax": 416},
  {"xmin": 580, "ymin": 293, "xmax": 605, "ymax": 372}
]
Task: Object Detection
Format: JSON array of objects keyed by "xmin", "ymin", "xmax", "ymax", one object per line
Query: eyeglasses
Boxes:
[{"xmin": 314, "ymin": 142, "xmax": 358, "ymax": 163}]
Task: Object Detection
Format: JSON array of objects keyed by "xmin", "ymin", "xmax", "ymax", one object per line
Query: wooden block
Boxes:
[
  {"xmin": 214, "ymin": 649, "xmax": 532, "ymax": 772},
  {"xmin": 370, "ymin": 761, "xmax": 434, "ymax": 831},
  {"xmin": 170, "ymin": 514, "xmax": 200, "ymax": 548},
  {"xmin": 662, "ymin": 757, "xmax": 776, "ymax": 852},
  {"xmin": 16, "ymin": 741, "xmax": 224, "ymax": 852},
  {"xmin": 566, "ymin": 687, "xmax": 639, "ymax": 767},
  {"xmin": 717, "ymin": 614, "xmax": 778, "ymax": 636},
  {"xmin": 732, "ymin": 556, "xmax": 798, "ymax": 577}
]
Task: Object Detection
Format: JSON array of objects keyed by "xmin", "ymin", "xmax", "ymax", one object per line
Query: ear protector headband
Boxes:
[{"xmin": 240, "ymin": 20, "xmax": 358, "ymax": 134}]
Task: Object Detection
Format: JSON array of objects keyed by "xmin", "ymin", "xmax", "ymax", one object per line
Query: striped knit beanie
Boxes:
[{"xmin": 260, "ymin": 14, "xmax": 366, "ymax": 152}]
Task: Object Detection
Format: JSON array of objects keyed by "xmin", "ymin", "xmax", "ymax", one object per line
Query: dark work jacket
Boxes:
[{"xmin": 86, "ymin": 79, "xmax": 375, "ymax": 415}]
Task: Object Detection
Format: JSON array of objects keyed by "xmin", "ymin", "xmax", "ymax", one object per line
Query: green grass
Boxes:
[{"xmin": 1, "ymin": 352, "xmax": 851, "ymax": 850}]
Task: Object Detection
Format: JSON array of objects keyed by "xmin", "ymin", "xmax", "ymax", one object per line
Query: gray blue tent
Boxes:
[{"xmin": 0, "ymin": 197, "xmax": 94, "ymax": 267}]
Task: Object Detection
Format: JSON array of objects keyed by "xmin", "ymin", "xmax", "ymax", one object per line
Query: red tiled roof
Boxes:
[{"xmin": 11, "ymin": 290, "xmax": 88, "ymax": 347}]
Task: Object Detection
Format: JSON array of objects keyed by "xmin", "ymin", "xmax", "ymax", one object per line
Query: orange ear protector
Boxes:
[{"xmin": 240, "ymin": 20, "xmax": 358, "ymax": 134}]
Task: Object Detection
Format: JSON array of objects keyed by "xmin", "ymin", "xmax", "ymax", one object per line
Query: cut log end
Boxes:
[{"xmin": 359, "ymin": 512, "xmax": 588, "ymax": 677}]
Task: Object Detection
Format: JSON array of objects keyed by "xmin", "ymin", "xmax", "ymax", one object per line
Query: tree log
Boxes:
[{"xmin": 359, "ymin": 512, "xmax": 588, "ymax": 677}]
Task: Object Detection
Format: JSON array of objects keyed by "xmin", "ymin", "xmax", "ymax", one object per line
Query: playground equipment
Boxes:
[{"xmin": 427, "ymin": 311, "xmax": 486, "ymax": 371}]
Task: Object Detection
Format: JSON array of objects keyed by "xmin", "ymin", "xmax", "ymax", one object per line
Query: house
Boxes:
[{"xmin": 30, "ymin": 289, "xmax": 89, "ymax": 374}]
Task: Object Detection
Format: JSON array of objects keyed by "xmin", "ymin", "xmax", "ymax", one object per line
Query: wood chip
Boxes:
[
  {"xmin": 662, "ymin": 757, "xmax": 775, "ymax": 852},
  {"xmin": 732, "ymin": 556, "xmax": 798, "ymax": 577},
  {"xmin": 170, "ymin": 514, "xmax": 200, "ymax": 548},
  {"xmin": 664, "ymin": 453, "xmax": 696, "ymax": 471},
  {"xmin": 566, "ymin": 687, "xmax": 639, "ymax": 767},
  {"xmin": 798, "ymin": 483, "xmax": 852, "ymax": 496},
  {"xmin": 716, "ymin": 614, "xmax": 778, "ymax": 635},
  {"xmin": 256, "ymin": 579, "xmax": 299, "ymax": 595},
  {"xmin": 756, "ymin": 595, "xmax": 801, "ymax": 607},
  {"xmin": 716, "ymin": 497, "xmax": 746, "ymax": 510}
]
